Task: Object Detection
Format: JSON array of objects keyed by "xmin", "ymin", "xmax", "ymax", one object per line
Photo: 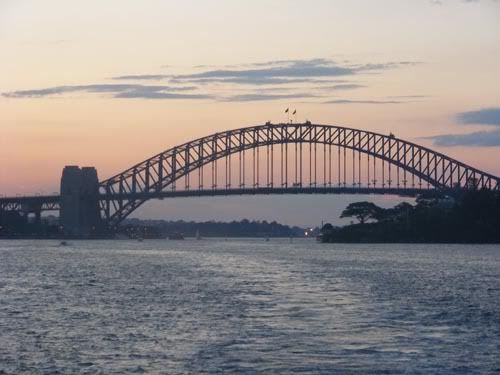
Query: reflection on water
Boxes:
[{"xmin": 0, "ymin": 239, "xmax": 499, "ymax": 373}]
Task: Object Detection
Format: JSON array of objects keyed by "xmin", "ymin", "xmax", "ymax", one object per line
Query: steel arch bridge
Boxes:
[{"xmin": 97, "ymin": 122, "xmax": 499, "ymax": 227}]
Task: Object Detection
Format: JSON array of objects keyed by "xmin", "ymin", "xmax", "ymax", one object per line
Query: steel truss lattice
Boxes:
[{"xmin": 98, "ymin": 122, "xmax": 499, "ymax": 227}]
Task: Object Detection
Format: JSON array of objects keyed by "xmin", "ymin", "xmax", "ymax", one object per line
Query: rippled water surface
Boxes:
[{"xmin": 1, "ymin": 239, "xmax": 499, "ymax": 374}]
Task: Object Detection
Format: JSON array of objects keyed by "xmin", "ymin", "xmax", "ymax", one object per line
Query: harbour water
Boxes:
[{"xmin": 1, "ymin": 239, "xmax": 499, "ymax": 374}]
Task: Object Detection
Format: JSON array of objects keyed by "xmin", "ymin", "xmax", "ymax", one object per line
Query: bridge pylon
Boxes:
[{"xmin": 60, "ymin": 166, "xmax": 103, "ymax": 237}]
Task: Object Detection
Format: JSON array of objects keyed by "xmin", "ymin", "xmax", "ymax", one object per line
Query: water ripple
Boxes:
[{"xmin": 0, "ymin": 239, "xmax": 499, "ymax": 373}]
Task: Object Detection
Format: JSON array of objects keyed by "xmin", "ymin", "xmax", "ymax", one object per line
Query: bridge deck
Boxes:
[
  {"xmin": 118, "ymin": 186, "xmax": 430, "ymax": 199},
  {"xmin": 1, "ymin": 186, "xmax": 438, "ymax": 212}
]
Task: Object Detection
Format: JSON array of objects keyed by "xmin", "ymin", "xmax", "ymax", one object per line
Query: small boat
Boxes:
[
  {"xmin": 59, "ymin": 241, "xmax": 69, "ymax": 246},
  {"xmin": 168, "ymin": 232, "xmax": 184, "ymax": 240}
]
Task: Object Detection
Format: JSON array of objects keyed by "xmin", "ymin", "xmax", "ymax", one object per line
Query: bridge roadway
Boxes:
[
  {"xmin": 0, "ymin": 186, "xmax": 433, "ymax": 213},
  {"xmin": 0, "ymin": 194, "xmax": 60, "ymax": 212}
]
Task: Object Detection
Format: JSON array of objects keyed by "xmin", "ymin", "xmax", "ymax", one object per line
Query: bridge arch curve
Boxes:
[{"xmin": 99, "ymin": 122, "xmax": 499, "ymax": 226}]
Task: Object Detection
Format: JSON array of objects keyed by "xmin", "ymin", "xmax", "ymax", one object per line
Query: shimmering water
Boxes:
[{"xmin": 0, "ymin": 239, "xmax": 499, "ymax": 374}]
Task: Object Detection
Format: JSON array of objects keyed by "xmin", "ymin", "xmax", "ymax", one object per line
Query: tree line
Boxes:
[
  {"xmin": 320, "ymin": 189, "xmax": 500, "ymax": 243},
  {"xmin": 121, "ymin": 218, "xmax": 305, "ymax": 238}
]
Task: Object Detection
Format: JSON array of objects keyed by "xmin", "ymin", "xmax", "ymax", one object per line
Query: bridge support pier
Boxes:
[
  {"xmin": 34, "ymin": 209, "xmax": 41, "ymax": 226},
  {"xmin": 60, "ymin": 166, "xmax": 103, "ymax": 237}
]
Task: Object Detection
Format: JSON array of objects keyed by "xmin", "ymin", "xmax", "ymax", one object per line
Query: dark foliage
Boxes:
[
  {"xmin": 120, "ymin": 218, "xmax": 305, "ymax": 238},
  {"xmin": 340, "ymin": 201, "xmax": 383, "ymax": 224},
  {"xmin": 320, "ymin": 189, "xmax": 500, "ymax": 243}
]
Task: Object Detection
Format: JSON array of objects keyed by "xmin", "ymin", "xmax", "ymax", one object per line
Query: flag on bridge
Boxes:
[
  {"xmin": 285, "ymin": 108, "xmax": 289, "ymax": 113},
  {"xmin": 293, "ymin": 109, "xmax": 297, "ymax": 115}
]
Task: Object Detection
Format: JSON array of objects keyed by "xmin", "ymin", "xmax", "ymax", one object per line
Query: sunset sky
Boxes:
[{"xmin": 1, "ymin": 0, "xmax": 499, "ymax": 225}]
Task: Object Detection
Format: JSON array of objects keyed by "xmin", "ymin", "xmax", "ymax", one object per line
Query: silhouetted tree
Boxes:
[
  {"xmin": 340, "ymin": 201, "xmax": 382, "ymax": 224},
  {"xmin": 321, "ymin": 223, "xmax": 334, "ymax": 232}
]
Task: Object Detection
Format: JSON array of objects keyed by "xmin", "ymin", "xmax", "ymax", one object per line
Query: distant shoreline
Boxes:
[{"xmin": 1, "ymin": 235, "xmax": 499, "ymax": 245}]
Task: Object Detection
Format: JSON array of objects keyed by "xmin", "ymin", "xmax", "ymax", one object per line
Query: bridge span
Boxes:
[
  {"xmin": 1, "ymin": 122, "xmax": 499, "ymax": 236},
  {"xmin": 0, "ymin": 186, "xmax": 427, "ymax": 212}
]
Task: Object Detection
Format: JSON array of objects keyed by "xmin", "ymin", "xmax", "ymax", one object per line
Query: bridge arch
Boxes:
[{"xmin": 99, "ymin": 122, "xmax": 499, "ymax": 226}]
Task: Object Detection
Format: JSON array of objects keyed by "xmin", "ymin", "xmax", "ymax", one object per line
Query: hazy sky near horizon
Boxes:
[{"xmin": 1, "ymin": 0, "xmax": 500, "ymax": 225}]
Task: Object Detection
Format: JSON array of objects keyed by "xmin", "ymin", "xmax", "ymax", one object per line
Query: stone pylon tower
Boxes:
[{"xmin": 60, "ymin": 166, "xmax": 102, "ymax": 237}]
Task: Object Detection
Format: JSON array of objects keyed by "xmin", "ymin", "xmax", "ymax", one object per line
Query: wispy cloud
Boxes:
[
  {"xmin": 323, "ymin": 99, "xmax": 403, "ymax": 104},
  {"xmin": 112, "ymin": 74, "xmax": 169, "ymax": 81},
  {"xmin": 170, "ymin": 59, "xmax": 415, "ymax": 85},
  {"xmin": 387, "ymin": 95, "xmax": 428, "ymax": 99},
  {"xmin": 457, "ymin": 108, "xmax": 500, "ymax": 126},
  {"xmin": 170, "ymin": 77, "xmax": 320, "ymax": 86},
  {"xmin": 223, "ymin": 93, "xmax": 319, "ymax": 102},
  {"xmin": 317, "ymin": 84, "xmax": 366, "ymax": 91},
  {"xmin": 426, "ymin": 107, "xmax": 500, "ymax": 147},
  {"xmin": 2, "ymin": 84, "xmax": 208, "ymax": 100},
  {"xmin": 113, "ymin": 91, "xmax": 211, "ymax": 100},
  {"xmin": 3, "ymin": 58, "xmax": 420, "ymax": 102},
  {"xmin": 427, "ymin": 130, "xmax": 500, "ymax": 147}
]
